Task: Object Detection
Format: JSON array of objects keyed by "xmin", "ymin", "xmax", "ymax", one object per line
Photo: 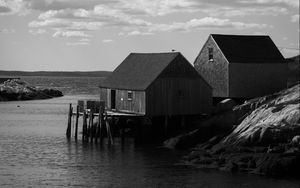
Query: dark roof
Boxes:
[
  {"xmin": 211, "ymin": 34, "xmax": 285, "ymax": 63},
  {"xmin": 100, "ymin": 52, "xmax": 181, "ymax": 90}
]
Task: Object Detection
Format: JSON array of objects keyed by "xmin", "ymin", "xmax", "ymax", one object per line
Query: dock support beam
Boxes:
[
  {"xmin": 105, "ymin": 114, "xmax": 114, "ymax": 145},
  {"xmin": 82, "ymin": 110, "xmax": 87, "ymax": 142},
  {"xmin": 66, "ymin": 103, "xmax": 72, "ymax": 139},
  {"xmin": 88, "ymin": 109, "xmax": 94, "ymax": 143},
  {"xmin": 97, "ymin": 105, "xmax": 104, "ymax": 144},
  {"xmin": 75, "ymin": 105, "xmax": 79, "ymax": 141},
  {"xmin": 164, "ymin": 115, "xmax": 168, "ymax": 138}
]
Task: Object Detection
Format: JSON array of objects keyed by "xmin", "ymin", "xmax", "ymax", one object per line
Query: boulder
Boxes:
[
  {"xmin": 214, "ymin": 99, "xmax": 236, "ymax": 114},
  {"xmin": 0, "ymin": 79, "xmax": 63, "ymax": 101},
  {"xmin": 183, "ymin": 84, "xmax": 300, "ymax": 177}
]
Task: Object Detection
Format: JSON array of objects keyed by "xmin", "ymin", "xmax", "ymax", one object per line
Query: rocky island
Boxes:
[
  {"xmin": 165, "ymin": 84, "xmax": 300, "ymax": 177},
  {"xmin": 0, "ymin": 79, "xmax": 63, "ymax": 101}
]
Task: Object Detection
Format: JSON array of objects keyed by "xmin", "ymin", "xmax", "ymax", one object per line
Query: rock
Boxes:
[
  {"xmin": 222, "ymin": 84, "xmax": 300, "ymax": 147},
  {"xmin": 215, "ymin": 99, "xmax": 236, "ymax": 114},
  {"xmin": 183, "ymin": 84, "xmax": 300, "ymax": 177},
  {"xmin": 291, "ymin": 135, "xmax": 300, "ymax": 146},
  {"xmin": 0, "ymin": 79, "xmax": 63, "ymax": 101}
]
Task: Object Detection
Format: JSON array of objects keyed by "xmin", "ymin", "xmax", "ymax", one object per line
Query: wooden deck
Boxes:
[{"xmin": 72, "ymin": 110, "xmax": 144, "ymax": 117}]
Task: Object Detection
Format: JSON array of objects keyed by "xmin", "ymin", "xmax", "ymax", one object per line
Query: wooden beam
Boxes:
[
  {"xmin": 75, "ymin": 105, "xmax": 79, "ymax": 141},
  {"xmin": 66, "ymin": 103, "xmax": 72, "ymax": 139},
  {"xmin": 82, "ymin": 110, "xmax": 87, "ymax": 142}
]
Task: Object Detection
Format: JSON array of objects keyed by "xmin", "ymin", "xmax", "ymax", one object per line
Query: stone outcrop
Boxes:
[
  {"xmin": 0, "ymin": 79, "xmax": 63, "ymax": 101},
  {"xmin": 166, "ymin": 84, "xmax": 300, "ymax": 177}
]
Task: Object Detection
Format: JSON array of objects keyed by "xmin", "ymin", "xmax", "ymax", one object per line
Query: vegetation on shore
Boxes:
[
  {"xmin": 0, "ymin": 79, "xmax": 63, "ymax": 101},
  {"xmin": 0, "ymin": 70, "xmax": 111, "ymax": 77}
]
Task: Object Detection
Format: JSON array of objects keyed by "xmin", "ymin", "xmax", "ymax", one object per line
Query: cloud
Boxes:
[
  {"xmin": 291, "ymin": 14, "xmax": 299, "ymax": 22},
  {"xmin": 200, "ymin": 6, "xmax": 288, "ymax": 17},
  {"xmin": 1, "ymin": 0, "xmax": 298, "ymax": 18},
  {"xmin": 66, "ymin": 42, "xmax": 89, "ymax": 46},
  {"xmin": 102, "ymin": 39, "xmax": 113, "ymax": 43},
  {"xmin": 53, "ymin": 30, "xmax": 92, "ymax": 38},
  {"xmin": 0, "ymin": 28, "xmax": 15, "ymax": 33},
  {"xmin": 147, "ymin": 17, "xmax": 269, "ymax": 33},
  {"xmin": 28, "ymin": 28, "xmax": 46, "ymax": 35},
  {"xmin": 240, "ymin": 0, "xmax": 299, "ymax": 8},
  {"xmin": 127, "ymin": 30, "xmax": 153, "ymax": 36},
  {"xmin": 79, "ymin": 38, "xmax": 90, "ymax": 42},
  {"xmin": 0, "ymin": 5, "xmax": 11, "ymax": 13}
]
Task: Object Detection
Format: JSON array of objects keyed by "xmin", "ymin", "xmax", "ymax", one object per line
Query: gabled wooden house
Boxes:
[
  {"xmin": 194, "ymin": 34, "xmax": 288, "ymax": 100},
  {"xmin": 100, "ymin": 52, "xmax": 212, "ymax": 116}
]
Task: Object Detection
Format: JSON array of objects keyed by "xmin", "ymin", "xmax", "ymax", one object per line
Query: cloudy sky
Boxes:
[{"xmin": 0, "ymin": 0, "xmax": 299, "ymax": 71}]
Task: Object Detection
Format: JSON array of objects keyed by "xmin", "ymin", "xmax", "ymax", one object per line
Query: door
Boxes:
[{"xmin": 111, "ymin": 89, "xmax": 116, "ymax": 110}]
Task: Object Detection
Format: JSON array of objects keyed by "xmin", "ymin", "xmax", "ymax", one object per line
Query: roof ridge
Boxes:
[
  {"xmin": 211, "ymin": 33, "xmax": 270, "ymax": 37},
  {"xmin": 129, "ymin": 52, "xmax": 180, "ymax": 55}
]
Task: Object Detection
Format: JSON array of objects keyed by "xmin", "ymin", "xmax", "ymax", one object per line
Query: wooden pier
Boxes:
[{"xmin": 66, "ymin": 100, "xmax": 144, "ymax": 144}]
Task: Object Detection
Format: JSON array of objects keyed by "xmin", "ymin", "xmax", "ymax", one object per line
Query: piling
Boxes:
[
  {"xmin": 89, "ymin": 109, "xmax": 94, "ymax": 143},
  {"xmin": 66, "ymin": 103, "xmax": 72, "ymax": 139},
  {"xmin": 180, "ymin": 116, "xmax": 185, "ymax": 130},
  {"xmin": 105, "ymin": 114, "xmax": 114, "ymax": 145},
  {"xmin": 97, "ymin": 105, "xmax": 104, "ymax": 144},
  {"xmin": 82, "ymin": 110, "xmax": 87, "ymax": 142},
  {"xmin": 75, "ymin": 105, "xmax": 79, "ymax": 140},
  {"xmin": 164, "ymin": 115, "xmax": 168, "ymax": 137}
]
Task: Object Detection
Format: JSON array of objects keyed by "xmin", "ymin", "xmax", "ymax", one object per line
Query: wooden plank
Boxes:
[
  {"xmin": 75, "ymin": 105, "xmax": 79, "ymax": 140},
  {"xmin": 66, "ymin": 103, "xmax": 72, "ymax": 139},
  {"xmin": 82, "ymin": 110, "xmax": 87, "ymax": 142}
]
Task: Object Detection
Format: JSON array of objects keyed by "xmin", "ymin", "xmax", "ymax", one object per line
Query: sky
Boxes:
[{"xmin": 0, "ymin": 0, "xmax": 299, "ymax": 71}]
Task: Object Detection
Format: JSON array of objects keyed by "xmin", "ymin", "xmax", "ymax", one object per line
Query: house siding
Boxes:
[
  {"xmin": 100, "ymin": 87, "xmax": 146, "ymax": 114},
  {"xmin": 229, "ymin": 63, "xmax": 288, "ymax": 98},
  {"xmin": 194, "ymin": 36, "xmax": 229, "ymax": 97},
  {"xmin": 146, "ymin": 55, "xmax": 212, "ymax": 116},
  {"xmin": 146, "ymin": 78, "xmax": 211, "ymax": 116}
]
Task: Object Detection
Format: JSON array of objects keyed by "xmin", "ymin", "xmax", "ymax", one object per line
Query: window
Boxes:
[
  {"xmin": 127, "ymin": 91, "xmax": 133, "ymax": 101},
  {"xmin": 208, "ymin": 47, "xmax": 213, "ymax": 61}
]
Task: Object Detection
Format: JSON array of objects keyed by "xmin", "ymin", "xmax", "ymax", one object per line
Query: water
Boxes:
[{"xmin": 0, "ymin": 76, "xmax": 299, "ymax": 187}]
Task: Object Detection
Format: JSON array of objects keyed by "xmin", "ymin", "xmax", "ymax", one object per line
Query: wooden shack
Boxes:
[
  {"xmin": 99, "ymin": 52, "xmax": 212, "ymax": 116},
  {"xmin": 194, "ymin": 34, "xmax": 288, "ymax": 100}
]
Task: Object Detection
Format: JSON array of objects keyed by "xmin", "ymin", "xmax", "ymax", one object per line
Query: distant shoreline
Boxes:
[{"xmin": 0, "ymin": 70, "xmax": 111, "ymax": 78}]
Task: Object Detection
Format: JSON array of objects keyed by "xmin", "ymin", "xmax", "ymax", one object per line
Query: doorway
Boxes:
[{"xmin": 111, "ymin": 89, "xmax": 116, "ymax": 110}]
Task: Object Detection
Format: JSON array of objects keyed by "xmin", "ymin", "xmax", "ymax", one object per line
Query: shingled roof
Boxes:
[
  {"xmin": 100, "ymin": 52, "xmax": 181, "ymax": 90},
  {"xmin": 211, "ymin": 34, "xmax": 285, "ymax": 64}
]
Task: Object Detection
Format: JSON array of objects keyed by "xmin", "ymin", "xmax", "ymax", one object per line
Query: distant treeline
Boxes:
[{"xmin": 0, "ymin": 70, "xmax": 111, "ymax": 77}]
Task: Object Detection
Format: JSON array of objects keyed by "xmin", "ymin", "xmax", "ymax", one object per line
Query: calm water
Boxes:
[{"xmin": 0, "ymin": 76, "xmax": 299, "ymax": 187}]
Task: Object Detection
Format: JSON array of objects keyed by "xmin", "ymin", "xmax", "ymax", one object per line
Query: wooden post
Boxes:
[
  {"xmin": 66, "ymin": 103, "xmax": 72, "ymax": 139},
  {"xmin": 105, "ymin": 115, "xmax": 113, "ymax": 145},
  {"xmin": 120, "ymin": 117, "xmax": 125, "ymax": 144},
  {"xmin": 180, "ymin": 116, "xmax": 185, "ymax": 130},
  {"xmin": 88, "ymin": 109, "xmax": 94, "ymax": 143},
  {"xmin": 75, "ymin": 105, "xmax": 79, "ymax": 141},
  {"xmin": 82, "ymin": 110, "xmax": 87, "ymax": 142},
  {"xmin": 97, "ymin": 105, "xmax": 104, "ymax": 144},
  {"xmin": 164, "ymin": 115, "xmax": 168, "ymax": 138}
]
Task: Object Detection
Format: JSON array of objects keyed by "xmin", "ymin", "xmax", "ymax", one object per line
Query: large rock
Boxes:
[
  {"xmin": 0, "ymin": 79, "xmax": 63, "ymax": 101},
  {"xmin": 214, "ymin": 99, "xmax": 236, "ymax": 114},
  {"xmin": 222, "ymin": 84, "xmax": 300, "ymax": 146},
  {"xmin": 182, "ymin": 84, "xmax": 300, "ymax": 177}
]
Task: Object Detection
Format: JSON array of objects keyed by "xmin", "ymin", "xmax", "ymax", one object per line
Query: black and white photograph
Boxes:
[{"xmin": 0, "ymin": 0, "xmax": 299, "ymax": 187}]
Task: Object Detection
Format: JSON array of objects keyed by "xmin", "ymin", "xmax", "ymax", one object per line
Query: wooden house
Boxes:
[
  {"xmin": 194, "ymin": 34, "xmax": 288, "ymax": 100},
  {"xmin": 99, "ymin": 52, "xmax": 212, "ymax": 116}
]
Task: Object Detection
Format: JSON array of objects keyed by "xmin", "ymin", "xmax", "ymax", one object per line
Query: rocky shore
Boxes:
[
  {"xmin": 165, "ymin": 84, "xmax": 300, "ymax": 177},
  {"xmin": 0, "ymin": 79, "xmax": 63, "ymax": 101}
]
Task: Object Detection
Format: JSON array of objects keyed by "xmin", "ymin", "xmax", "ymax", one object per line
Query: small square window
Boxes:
[
  {"xmin": 208, "ymin": 47, "xmax": 213, "ymax": 61},
  {"xmin": 127, "ymin": 91, "xmax": 133, "ymax": 101}
]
